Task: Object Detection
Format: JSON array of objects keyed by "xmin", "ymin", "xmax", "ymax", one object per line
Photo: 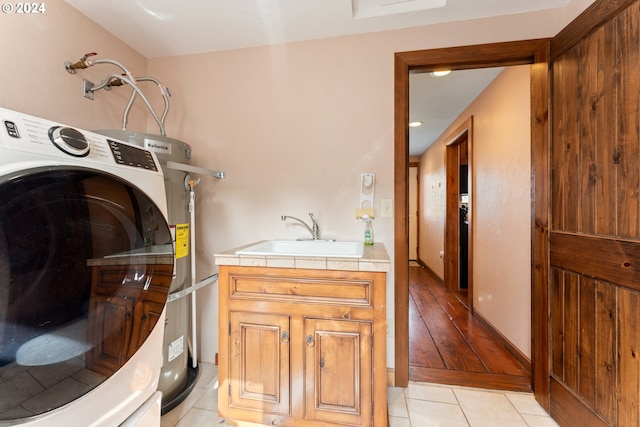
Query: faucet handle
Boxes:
[{"xmin": 308, "ymin": 213, "xmax": 319, "ymax": 239}]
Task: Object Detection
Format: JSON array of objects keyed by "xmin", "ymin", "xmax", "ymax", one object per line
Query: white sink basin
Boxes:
[{"xmin": 236, "ymin": 240, "xmax": 364, "ymax": 258}]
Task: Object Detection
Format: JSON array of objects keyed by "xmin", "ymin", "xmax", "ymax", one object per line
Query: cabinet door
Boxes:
[
  {"xmin": 86, "ymin": 295, "xmax": 134, "ymax": 376},
  {"xmin": 304, "ymin": 318, "xmax": 372, "ymax": 426},
  {"xmin": 229, "ymin": 312, "xmax": 290, "ymax": 415},
  {"xmin": 128, "ymin": 299, "xmax": 164, "ymax": 358}
]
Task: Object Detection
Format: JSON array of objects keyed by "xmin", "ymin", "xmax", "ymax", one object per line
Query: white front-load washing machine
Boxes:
[{"xmin": 0, "ymin": 108, "xmax": 174, "ymax": 426}]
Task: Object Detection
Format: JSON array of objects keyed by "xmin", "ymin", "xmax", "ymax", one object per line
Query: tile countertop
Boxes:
[{"xmin": 214, "ymin": 241, "xmax": 391, "ymax": 273}]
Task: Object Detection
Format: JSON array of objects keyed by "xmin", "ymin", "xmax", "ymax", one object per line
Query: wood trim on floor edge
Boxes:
[
  {"xmin": 472, "ymin": 309, "xmax": 531, "ymax": 374},
  {"xmin": 409, "ymin": 366, "xmax": 532, "ymax": 393}
]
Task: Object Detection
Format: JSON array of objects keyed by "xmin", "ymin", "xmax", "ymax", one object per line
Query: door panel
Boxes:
[
  {"xmin": 549, "ymin": 268, "xmax": 618, "ymax": 424},
  {"xmin": 618, "ymin": 288, "xmax": 640, "ymax": 427},
  {"xmin": 550, "ymin": 2, "xmax": 640, "ymax": 425},
  {"xmin": 86, "ymin": 295, "xmax": 134, "ymax": 375},
  {"xmin": 229, "ymin": 312, "xmax": 290, "ymax": 415},
  {"xmin": 303, "ymin": 318, "xmax": 372, "ymax": 426},
  {"xmin": 617, "ymin": 5, "xmax": 640, "ymax": 239}
]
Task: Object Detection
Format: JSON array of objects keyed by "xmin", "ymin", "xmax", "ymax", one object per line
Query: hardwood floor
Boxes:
[{"xmin": 409, "ymin": 265, "xmax": 531, "ymax": 392}]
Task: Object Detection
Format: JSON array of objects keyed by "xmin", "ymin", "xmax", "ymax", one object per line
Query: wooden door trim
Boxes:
[
  {"xmin": 397, "ymin": 39, "xmax": 551, "ymax": 72},
  {"xmin": 443, "ymin": 139, "xmax": 464, "ymax": 291},
  {"xmin": 393, "ymin": 39, "xmax": 550, "ymax": 399},
  {"xmin": 444, "ymin": 117, "xmax": 474, "ymax": 310},
  {"xmin": 530, "ymin": 42, "xmax": 550, "ymax": 410},
  {"xmin": 445, "ymin": 140, "xmax": 460, "ymax": 295},
  {"xmin": 445, "ymin": 121, "xmax": 472, "ymax": 146},
  {"xmin": 393, "ymin": 50, "xmax": 410, "ymax": 387},
  {"xmin": 409, "ymin": 162, "xmax": 420, "ymax": 262}
]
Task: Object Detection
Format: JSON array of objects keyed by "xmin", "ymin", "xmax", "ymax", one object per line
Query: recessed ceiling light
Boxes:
[
  {"xmin": 431, "ymin": 70, "xmax": 451, "ymax": 77},
  {"xmin": 409, "ymin": 121, "xmax": 423, "ymax": 127}
]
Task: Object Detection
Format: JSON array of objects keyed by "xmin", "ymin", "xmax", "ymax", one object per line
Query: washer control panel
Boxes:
[
  {"xmin": 4, "ymin": 120, "xmax": 20, "ymax": 138},
  {"xmin": 108, "ymin": 139, "xmax": 158, "ymax": 171},
  {"xmin": 48, "ymin": 126, "xmax": 90, "ymax": 157},
  {"xmin": 0, "ymin": 108, "xmax": 159, "ymax": 173}
]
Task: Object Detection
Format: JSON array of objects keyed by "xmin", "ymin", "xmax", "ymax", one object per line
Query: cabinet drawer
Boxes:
[{"xmin": 228, "ymin": 269, "xmax": 373, "ymax": 306}]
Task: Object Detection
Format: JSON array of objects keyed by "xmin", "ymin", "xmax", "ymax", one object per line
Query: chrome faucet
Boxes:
[{"xmin": 281, "ymin": 212, "xmax": 319, "ymax": 240}]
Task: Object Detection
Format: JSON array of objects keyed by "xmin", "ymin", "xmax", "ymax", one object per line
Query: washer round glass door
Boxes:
[{"xmin": 0, "ymin": 167, "xmax": 173, "ymax": 421}]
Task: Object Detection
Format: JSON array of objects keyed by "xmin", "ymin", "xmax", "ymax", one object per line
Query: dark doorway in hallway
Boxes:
[{"xmin": 409, "ymin": 265, "xmax": 531, "ymax": 392}]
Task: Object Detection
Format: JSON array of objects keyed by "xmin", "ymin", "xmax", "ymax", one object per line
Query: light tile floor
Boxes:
[{"xmin": 161, "ymin": 363, "xmax": 559, "ymax": 427}]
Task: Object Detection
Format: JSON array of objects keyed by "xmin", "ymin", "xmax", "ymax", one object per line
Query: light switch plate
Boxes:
[{"xmin": 381, "ymin": 199, "xmax": 393, "ymax": 218}]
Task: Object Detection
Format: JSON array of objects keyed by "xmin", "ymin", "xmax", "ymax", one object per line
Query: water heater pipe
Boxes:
[
  {"xmin": 122, "ymin": 76, "xmax": 170, "ymax": 135},
  {"xmin": 91, "ymin": 74, "xmax": 166, "ymax": 136},
  {"xmin": 163, "ymin": 161, "xmax": 225, "ymax": 369},
  {"xmin": 165, "ymin": 161, "xmax": 226, "ymax": 179},
  {"xmin": 64, "ymin": 53, "xmax": 166, "ymax": 136},
  {"xmin": 188, "ymin": 177, "xmax": 199, "ymax": 369}
]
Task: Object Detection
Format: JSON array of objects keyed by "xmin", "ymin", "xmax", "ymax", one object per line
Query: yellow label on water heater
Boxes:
[{"xmin": 175, "ymin": 223, "xmax": 189, "ymax": 259}]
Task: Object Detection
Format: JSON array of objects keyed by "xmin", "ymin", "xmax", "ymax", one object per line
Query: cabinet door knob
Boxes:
[
  {"xmin": 281, "ymin": 331, "xmax": 290, "ymax": 344},
  {"xmin": 305, "ymin": 334, "xmax": 315, "ymax": 347}
]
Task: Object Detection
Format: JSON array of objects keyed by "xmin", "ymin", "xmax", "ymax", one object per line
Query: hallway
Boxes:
[{"xmin": 409, "ymin": 265, "xmax": 531, "ymax": 392}]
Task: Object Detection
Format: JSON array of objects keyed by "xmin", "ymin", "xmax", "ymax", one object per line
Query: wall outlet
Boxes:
[{"xmin": 381, "ymin": 199, "xmax": 393, "ymax": 218}]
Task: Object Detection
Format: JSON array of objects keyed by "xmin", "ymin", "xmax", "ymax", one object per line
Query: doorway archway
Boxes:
[{"xmin": 393, "ymin": 40, "xmax": 550, "ymax": 402}]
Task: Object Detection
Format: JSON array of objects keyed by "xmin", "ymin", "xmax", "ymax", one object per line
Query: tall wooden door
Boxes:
[{"xmin": 549, "ymin": 1, "xmax": 640, "ymax": 425}]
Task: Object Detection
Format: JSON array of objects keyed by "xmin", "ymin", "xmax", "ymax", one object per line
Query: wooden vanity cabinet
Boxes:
[{"xmin": 218, "ymin": 266, "xmax": 387, "ymax": 427}]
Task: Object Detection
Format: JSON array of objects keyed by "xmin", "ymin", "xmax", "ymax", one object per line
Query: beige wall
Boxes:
[
  {"xmin": 0, "ymin": 2, "xmax": 148, "ymax": 130},
  {"xmin": 146, "ymin": 6, "xmax": 591, "ymax": 366},
  {"xmin": 147, "ymin": 8, "xmax": 561, "ymax": 366},
  {"xmin": 1, "ymin": 0, "xmax": 595, "ymax": 367},
  {"xmin": 419, "ymin": 65, "xmax": 532, "ymax": 357},
  {"xmin": 419, "ymin": 140, "xmax": 447, "ymax": 278}
]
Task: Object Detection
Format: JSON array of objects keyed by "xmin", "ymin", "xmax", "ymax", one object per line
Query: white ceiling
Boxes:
[
  {"xmin": 409, "ymin": 68, "xmax": 503, "ymax": 155},
  {"xmin": 64, "ymin": 0, "xmax": 571, "ymax": 58},
  {"xmin": 64, "ymin": 0, "xmax": 572, "ymax": 155}
]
